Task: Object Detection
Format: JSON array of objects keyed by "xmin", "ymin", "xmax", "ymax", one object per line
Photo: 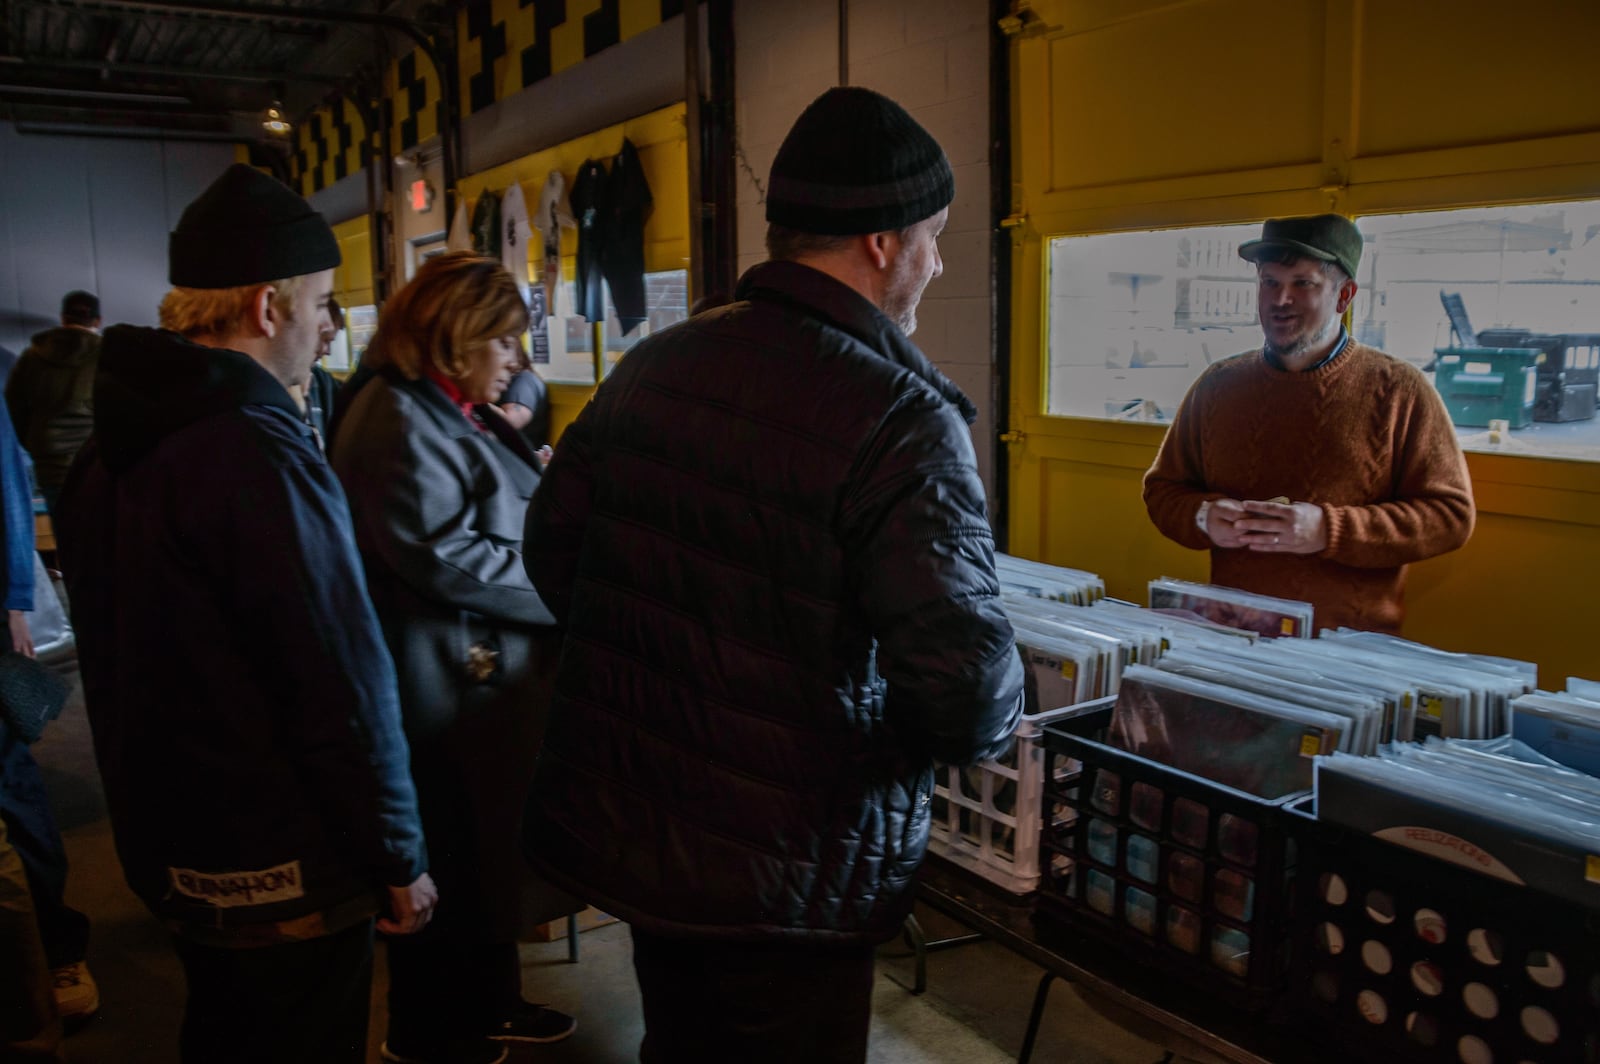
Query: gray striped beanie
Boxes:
[{"xmin": 765, "ymin": 87, "xmax": 954, "ymax": 235}]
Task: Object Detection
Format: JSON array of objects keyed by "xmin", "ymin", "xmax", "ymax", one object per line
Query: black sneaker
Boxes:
[
  {"xmin": 379, "ymin": 1036, "xmax": 508, "ymax": 1064},
  {"xmin": 488, "ymin": 1002, "xmax": 577, "ymax": 1044}
]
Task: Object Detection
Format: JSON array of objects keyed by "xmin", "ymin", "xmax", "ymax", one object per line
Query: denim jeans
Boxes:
[{"xmin": 0, "ymin": 715, "xmax": 89, "ymax": 970}]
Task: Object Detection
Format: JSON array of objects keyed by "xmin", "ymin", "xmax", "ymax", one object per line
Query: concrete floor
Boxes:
[{"xmin": 32, "ymin": 674, "xmax": 1174, "ymax": 1064}]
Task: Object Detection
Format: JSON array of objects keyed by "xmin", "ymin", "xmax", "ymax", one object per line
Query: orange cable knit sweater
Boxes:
[{"xmin": 1143, "ymin": 342, "xmax": 1475, "ymax": 634}]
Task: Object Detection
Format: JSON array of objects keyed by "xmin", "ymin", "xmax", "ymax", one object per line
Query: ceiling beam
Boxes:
[{"xmin": 0, "ymin": 53, "xmax": 347, "ymax": 85}]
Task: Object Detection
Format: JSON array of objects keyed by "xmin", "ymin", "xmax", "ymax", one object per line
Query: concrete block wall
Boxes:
[{"xmin": 732, "ymin": 0, "xmax": 999, "ymax": 504}]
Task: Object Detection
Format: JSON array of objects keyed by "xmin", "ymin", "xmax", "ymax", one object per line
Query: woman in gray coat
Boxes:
[{"xmin": 330, "ymin": 252, "xmax": 574, "ymax": 1064}]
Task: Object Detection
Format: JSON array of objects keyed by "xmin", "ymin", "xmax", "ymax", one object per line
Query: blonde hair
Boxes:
[
  {"xmin": 363, "ymin": 252, "xmax": 529, "ymax": 380},
  {"xmin": 159, "ymin": 276, "xmax": 306, "ymax": 339}
]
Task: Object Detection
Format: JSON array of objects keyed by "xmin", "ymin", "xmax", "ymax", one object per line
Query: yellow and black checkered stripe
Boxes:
[
  {"xmin": 297, "ymin": 0, "xmax": 680, "ymax": 180},
  {"xmin": 461, "ymin": 0, "xmax": 682, "ymax": 117},
  {"xmin": 292, "ymin": 98, "xmax": 368, "ymax": 197}
]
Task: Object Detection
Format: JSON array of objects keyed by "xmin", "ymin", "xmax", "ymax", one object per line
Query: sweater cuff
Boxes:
[{"xmin": 1319, "ymin": 504, "xmax": 1343, "ymax": 558}]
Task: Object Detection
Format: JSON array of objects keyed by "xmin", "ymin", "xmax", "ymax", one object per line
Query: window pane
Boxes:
[
  {"xmin": 603, "ymin": 269, "xmax": 690, "ymax": 355},
  {"xmin": 1355, "ymin": 203, "xmax": 1600, "ymax": 461},
  {"xmin": 539, "ymin": 278, "xmax": 595, "ymax": 385},
  {"xmin": 1045, "ymin": 206, "xmax": 1600, "ymax": 462},
  {"xmin": 541, "ymin": 270, "xmax": 691, "ymax": 384},
  {"xmin": 1046, "ymin": 224, "xmax": 1263, "ymax": 422}
]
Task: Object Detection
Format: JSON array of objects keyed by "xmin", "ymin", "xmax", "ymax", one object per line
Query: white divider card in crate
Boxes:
[{"xmin": 928, "ymin": 698, "xmax": 1113, "ymax": 895}]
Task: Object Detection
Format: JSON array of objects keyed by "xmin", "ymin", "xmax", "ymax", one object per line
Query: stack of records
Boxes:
[
  {"xmin": 1001, "ymin": 599, "xmax": 1149, "ymax": 713},
  {"xmin": 1511, "ymin": 678, "xmax": 1600, "ymax": 776},
  {"xmin": 1310, "ymin": 630, "xmax": 1536, "ymax": 739},
  {"xmin": 1314, "ymin": 734, "xmax": 1600, "ymax": 906},
  {"xmin": 995, "ymin": 553, "xmax": 1104, "ymax": 605},
  {"xmin": 1106, "ymin": 663, "xmax": 1349, "ymax": 799},
  {"xmin": 1089, "ymin": 597, "xmax": 1261, "ymax": 650},
  {"xmin": 1147, "ymin": 642, "xmax": 1392, "ymax": 756},
  {"xmin": 1148, "ymin": 577, "xmax": 1313, "ymax": 639}
]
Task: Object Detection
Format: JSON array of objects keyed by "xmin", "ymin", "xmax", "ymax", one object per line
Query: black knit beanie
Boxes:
[
  {"xmin": 766, "ymin": 87, "xmax": 954, "ymax": 235},
  {"xmin": 169, "ymin": 163, "xmax": 341, "ymax": 288}
]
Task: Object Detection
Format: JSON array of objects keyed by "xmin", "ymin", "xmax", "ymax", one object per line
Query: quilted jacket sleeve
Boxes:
[{"xmin": 840, "ymin": 390, "xmax": 1024, "ymax": 767}]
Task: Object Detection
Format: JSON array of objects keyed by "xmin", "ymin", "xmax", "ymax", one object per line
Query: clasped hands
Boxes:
[{"xmin": 1203, "ymin": 497, "xmax": 1327, "ymax": 554}]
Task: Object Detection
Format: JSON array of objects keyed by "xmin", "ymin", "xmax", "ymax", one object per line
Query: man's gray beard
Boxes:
[{"xmin": 1263, "ymin": 315, "xmax": 1336, "ymax": 360}]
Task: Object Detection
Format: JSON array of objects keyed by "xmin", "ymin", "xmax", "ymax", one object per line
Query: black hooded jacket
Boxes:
[
  {"xmin": 522, "ymin": 261, "xmax": 1025, "ymax": 944},
  {"xmin": 56, "ymin": 325, "xmax": 426, "ymax": 932}
]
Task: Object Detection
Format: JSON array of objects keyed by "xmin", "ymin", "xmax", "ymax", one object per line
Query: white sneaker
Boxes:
[{"xmin": 52, "ymin": 961, "xmax": 100, "ymax": 1022}]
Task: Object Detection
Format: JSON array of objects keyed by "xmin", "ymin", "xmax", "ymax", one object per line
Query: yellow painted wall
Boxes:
[
  {"xmin": 1008, "ymin": 0, "xmax": 1600, "ymax": 685},
  {"xmin": 330, "ymin": 216, "xmax": 373, "ymax": 310},
  {"xmin": 456, "ymin": 103, "xmax": 690, "ymax": 439}
]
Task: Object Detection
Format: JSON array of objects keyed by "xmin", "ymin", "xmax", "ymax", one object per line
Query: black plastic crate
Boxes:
[
  {"xmin": 1036, "ymin": 705, "xmax": 1301, "ymax": 1010},
  {"xmin": 1288, "ymin": 808, "xmax": 1600, "ymax": 1063}
]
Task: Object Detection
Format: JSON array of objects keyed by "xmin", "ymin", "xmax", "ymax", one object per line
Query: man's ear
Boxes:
[
  {"xmin": 863, "ymin": 231, "xmax": 896, "ymax": 271},
  {"xmin": 1335, "ymin": 278, "xmax": 1358, "ymax": 315},
  {"xmin": 252, "ymin": 284, "xmax": 280, "ymax": 339}
]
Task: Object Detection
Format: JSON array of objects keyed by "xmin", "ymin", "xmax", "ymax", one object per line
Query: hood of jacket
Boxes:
[
  {"xmin": 735, "ymin": 260, "xmax": 979, "ymax": 425},
  {"xmin": 95, "ymin": 324, "xmax": 300, "ymax": 474},
  {"xmin": 25, "ymin": 326, "xmax": 100, "ymax": 369}
]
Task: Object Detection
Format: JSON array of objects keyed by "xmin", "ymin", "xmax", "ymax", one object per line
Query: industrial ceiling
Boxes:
[{"xmin": 0, "ymin": 0, "xmax": 440, "ymax": 148}]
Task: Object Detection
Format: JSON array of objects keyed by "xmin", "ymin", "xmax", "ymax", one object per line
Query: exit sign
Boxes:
[{"xmin": 410, "ymin": 178, "xmax": 435, "ymax": 213}]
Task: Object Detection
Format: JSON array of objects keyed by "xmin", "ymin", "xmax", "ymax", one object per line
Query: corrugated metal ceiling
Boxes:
[{"xmin": 0, "ymin": 0, "xmax": 430, "ymax": 143}]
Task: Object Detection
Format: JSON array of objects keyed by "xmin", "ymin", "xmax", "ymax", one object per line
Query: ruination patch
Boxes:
[{"xmin": 169, "ymin": 861, "xmax": 306, "ymax": 908}]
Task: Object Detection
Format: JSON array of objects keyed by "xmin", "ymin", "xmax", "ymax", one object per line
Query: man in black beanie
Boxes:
[
  {"xmin": 523, "ymin": 87, "xmax": 1024, "ymax": 1063},
  {"xmin": 54, "ymin": 164, "xmax": 440, "ymax": 1064}
]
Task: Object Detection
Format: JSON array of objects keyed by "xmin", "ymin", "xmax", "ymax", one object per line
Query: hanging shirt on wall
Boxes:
[
  {"xmin": 447, "ymin": 196, "xmax": 472, "ymax": 252},
  {"xmin": 533, "ymin": 171, "xmax": 576, "ymax": 366},
  {"xmin": 601, "ymin": 137, "xmax": 653, "ymax": 335},
  {"xmin": 470, "ymin": 189, "xmax": 501, "ymax": 258},
  {"xmin": 500, "ymin": 181, "xmax": 533, "ymax": 303},
  {"xmin": 536, "ymin": 171, "xmax": 575, "ymax": 307},
  {"xmin": 570, "ymin": 158, "xmax": 609, "ymax": 324}
]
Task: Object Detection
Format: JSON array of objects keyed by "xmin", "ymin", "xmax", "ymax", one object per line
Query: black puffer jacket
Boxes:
[{"xmin": 522, "ymin": 261, "xmax": 1024, "ymax": 944}]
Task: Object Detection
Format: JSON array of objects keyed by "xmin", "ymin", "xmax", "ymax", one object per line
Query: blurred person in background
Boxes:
[{"xmin": 6, "ymin": 290, "xmax": 101, "ymax": 522}]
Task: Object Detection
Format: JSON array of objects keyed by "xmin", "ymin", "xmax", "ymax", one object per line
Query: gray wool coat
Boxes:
[{"xmin": 331, "ymin": 368, "xmax": 556, "ymax": 937}]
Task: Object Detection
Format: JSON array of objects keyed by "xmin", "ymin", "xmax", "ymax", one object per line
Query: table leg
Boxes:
[
  {"xmin": 902, "ymin": 913, "xmax": 985, "ymax": 995},
  {"xmin": 1017, "ymin": 970, "xmax": 1058, "ymax": 1064}
]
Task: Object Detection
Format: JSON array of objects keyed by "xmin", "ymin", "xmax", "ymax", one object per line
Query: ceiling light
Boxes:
[{"xmin": 262, "ymin": 102, "xmax": 291, "ymax": 136}]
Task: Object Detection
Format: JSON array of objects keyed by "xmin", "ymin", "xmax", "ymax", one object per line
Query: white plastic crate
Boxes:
[{"xmin": 928, "ymin": 697, "xmax": 1114, "ymax": 895}]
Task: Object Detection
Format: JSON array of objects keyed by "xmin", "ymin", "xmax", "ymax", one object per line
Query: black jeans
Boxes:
[
  {"xmin": 385, "ymin": 934, "xmax": 522, "ymax": 1045},
  {"xmin": 171, "ymin": 918, "xmax": 374, "ymax": 1064},
  {"xmin": 630, "ymin": 927, "xmax": 876, "ymax": 1064}
]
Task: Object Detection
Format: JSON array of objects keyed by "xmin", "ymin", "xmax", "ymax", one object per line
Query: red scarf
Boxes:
[{"xmin": 423, "ymin": 368, "xmax": 483, "ymax": 429}]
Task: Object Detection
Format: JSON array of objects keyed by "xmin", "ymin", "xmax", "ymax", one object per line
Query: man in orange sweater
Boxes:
[{"xmin": 1143, "ymin": 213, "xmax": 1475, "ymax": 634}]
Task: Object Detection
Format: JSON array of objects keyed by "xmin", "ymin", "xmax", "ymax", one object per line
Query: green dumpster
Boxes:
[{"xmin": 1432, "ymin": 347, "xmax": 1539, "ymax": 429}]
